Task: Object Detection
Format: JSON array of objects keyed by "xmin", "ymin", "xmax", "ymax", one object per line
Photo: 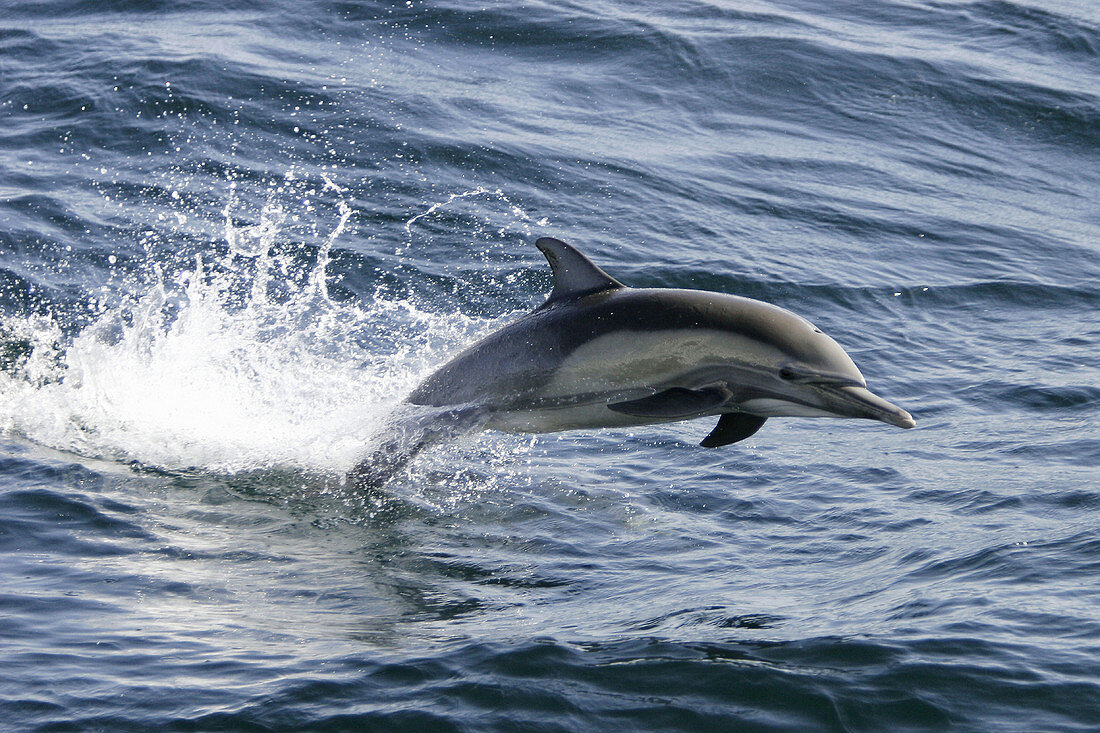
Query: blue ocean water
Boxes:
[{"xmin": 2, "ymin": 0, "xmax": 1099, "ymax": 729}]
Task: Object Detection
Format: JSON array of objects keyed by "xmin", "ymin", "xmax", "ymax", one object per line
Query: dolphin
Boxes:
[{"xmin": 350, "ymin": 237, "xmax": 913, "ymax": 487}]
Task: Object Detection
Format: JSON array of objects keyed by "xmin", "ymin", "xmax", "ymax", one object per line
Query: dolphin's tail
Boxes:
[{"xmin": 347, "ymin": 403, "xmax": 487, "ymax": 489}]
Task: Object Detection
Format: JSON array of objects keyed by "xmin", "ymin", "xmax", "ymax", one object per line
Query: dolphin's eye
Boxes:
[{"xmin": 779, "ymin": 366, "xmax": 799, "ymax": 381}]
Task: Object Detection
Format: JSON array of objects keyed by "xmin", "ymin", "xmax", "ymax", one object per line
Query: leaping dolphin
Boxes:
[{"xmin": 350, "ymin": 237, "xmax": 913, "ymax": 487}]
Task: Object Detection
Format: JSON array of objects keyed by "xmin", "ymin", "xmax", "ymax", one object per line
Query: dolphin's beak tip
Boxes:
[
  {"xmin": 834, "ymin": 386, "xmax": 916, "ymax": 430},
  {"xmin": 888, "ymin": 408, "xmax": 916, "ymax": 429}
]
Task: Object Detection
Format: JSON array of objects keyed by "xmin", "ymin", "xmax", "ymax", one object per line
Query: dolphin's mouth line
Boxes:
[{"xmin": 818, "ymin": 384, "xmax": 916, "ymax": 429}]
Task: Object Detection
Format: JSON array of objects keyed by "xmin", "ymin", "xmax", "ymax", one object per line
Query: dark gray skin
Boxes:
[{"xmin": 349, "ymin": 237, "xmax": 913, "ymax": 487}]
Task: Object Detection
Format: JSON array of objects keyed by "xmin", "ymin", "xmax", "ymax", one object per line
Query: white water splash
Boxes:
[
  {"xmin": 403, "ymin": 186, "xmax": 497, "ymax": 237},
  {"xmin": 402, "ymin": 186, "xmax": 550, "ymax": 248},
  {"xmin": 0, "ymin": 189, "xmax": 485, "ymax": 477}
]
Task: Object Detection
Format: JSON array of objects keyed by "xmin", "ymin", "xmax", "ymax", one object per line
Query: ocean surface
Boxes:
[{"xmin": 2, "ymin": 0, "xmax": 1099, "ymax": 730}]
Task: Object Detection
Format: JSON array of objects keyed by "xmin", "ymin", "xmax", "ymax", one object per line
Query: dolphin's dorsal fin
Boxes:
[{"xmin": 536, "ymin": 237, "xmax": 624, "ymax": 306}]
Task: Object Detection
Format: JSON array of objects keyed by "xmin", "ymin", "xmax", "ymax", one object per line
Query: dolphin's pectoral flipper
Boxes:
[
  {"xmin": 607, "ymin": 385, "xmax": 731, "ymax": 418},
  {"xmin": 536, "ymin": 237, "xmax": 624, "ymax": 306},
  {"xmin": 700, "ymin": 413, "xmax": 768, "ymax": 448}
]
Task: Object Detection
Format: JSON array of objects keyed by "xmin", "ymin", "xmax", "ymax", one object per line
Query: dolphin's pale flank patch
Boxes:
[{"xmin": 350, "ymin": 237, "xmax": 914, "ymax": 488}]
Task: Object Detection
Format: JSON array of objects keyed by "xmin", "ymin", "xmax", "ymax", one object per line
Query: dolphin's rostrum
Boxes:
[{"xmin": 350, "ymin": 237, "xmax": 913, "ymax": 487}]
